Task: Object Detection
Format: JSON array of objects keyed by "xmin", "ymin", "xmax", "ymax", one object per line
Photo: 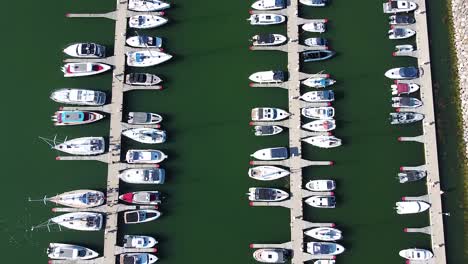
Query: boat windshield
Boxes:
[
  {"xmin": 80, "ymin": 43, "xmax": 96, "ymax": 55},
  {"xmin": 138, "ymin": 16, "xmax": 145, "ymax": 25}
]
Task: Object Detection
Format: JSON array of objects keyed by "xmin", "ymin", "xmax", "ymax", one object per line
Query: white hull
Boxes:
[
  {"xmin": 399, "ymin": 248, "xmax": 433, "ymax": 260},
  {"xmin": 302, "ymin": 77, "xmax": 335, "ymax": 88},
  {"xmin": 53, "ymin": 111, "xmax": 104, "ymax": 126},
  {"xmin": 128, "ymin": 0, "xmax": 170, "ymax": 11},
  {"xmin": 128, "ymin": 112, "xmax": 163, "ymax": 124},
  {"xmin": 300, "ymin": 90, "xmax": 334, "ymax": 102},
  {"xmin": 302, "ymin": 119, "xmax": 336, "ymax": 132},
  {"xmin": 122, "ymin": 128, "xmax": 166, "ymax": 144},
  {"xmin": 63, "ymin": 43, "xmax": 105, "ymax": 58},
  {"xmin": 302, "ymin": 22, "xmax": 326, "ymax": 33},
  {"xmin": 129, "ymin": 15, "xmax": 168, "ymax": 29},
  {"xmin": 248, "ymin": 166, "xmax": 290, "ymax": 181},
  {"xmin": 119, "ymin": 168, "xmax": 165, "ymax": 184},
  {"xmin": 251, "ymin": 34, "xmax": 287, "ymax": 46},
  {"xmin": 54, "ymin": 137, "xmax": 105, "ymax": 156},
  {"xmin": 248, "ymin": 188, "xmax": 289, "ymax": 202},
  {"xmin": 51, "ymin": 212, "xmax": 102, "ymax": 231},
  {"xmin": 301, "ymin": 107, "xmax": 334, "ymax": 119},
  {"xmin": 303, "ymin": 135, "xmax": 342, "ymax": 148},
  {"xmin": 251, "ymin": 0, "xmax": 285, "ymax": 10},
  {"xmin": 396, "ymin": 201, "xmax": 430, "ymax": 214},
  {"xmin": 300, "ymin": 0, "xmax": 326, "ymax": 7},
  {"xmin": 253, "ymin": 249, "xmax": 288, "ymax": 263},
  {"xmin": 251, "ymin": 107, "xmax": 290, "ymax": 121},
  {"xmin": 313, "ymin": 260, "xmax": 335, "ymax": 264},
  {"xmin": 126, "ymin": 50, "xmax": 172, "ymax": 67},
  {"xmin": 249, "ymin": 71, "xmax": 284, "ymax": 83},
  {"xmin": 383, "ymin": 1, "xmax": 418, "ymax": 13},
  {"xmin": 254, "ymin": 125, "xmax": 283, "ymax": 136},
  {"xmin": 388, "ymin": 28, "xmax": 416, "ymax": 39},
  {"xmin": 126, "ymin": 149, "xmax": 168, "ymax": 164},
  {"xmin": 251, "ymin": 147, "xmax": 288, "ymax": 161},
  {"xmin": 124, "ymin": 210, "xmax": 161, "ymax": 224},
  {"xmin": 305, "ymin": 180, "xmax": 336, "ymax": 191},
  {"xmin": 384, "ymin": 67, "xmax": 419, "ymax": 79},
  {"xmin": 305, "ymin": 196, "xmax": 336, "ymax": 208},
  {"xmin": 126, "ymin": 36, "xmax": 163, "ymax": 48},
  {"xmin": 49, "ymin": 190, "xmax": 105, "ymax": 208},
  {"xmin": 50, "ymin": 89, "xmax": 106, "ymax": 106},
  {"xmin": 120, "ymin": 253, "xmax": 158, "ymax": 264},
  {"xmin": 48, "ymin": 243, "xmax": 99, "ymax": 260},
  {"xmin": 62, "ymin": 63, "xmax": 111, "ymax": 77},
  {"xmin": 119, "ymin": 191, "xmax": 161, "ymax": 205},
  {"xmin": 124, "ymin": 235, "xmax": 158, "ymax": 248},
  {"xmin": 305, "ymin": 227, "xmax": 342, "ymax": 241},
  {"xmin": 307, "ymin": 242, "xmax": 345, "ymax": 256},
  {"xmin": 248, "ymin": 14, "xmax": 286, "ymax": 25}
]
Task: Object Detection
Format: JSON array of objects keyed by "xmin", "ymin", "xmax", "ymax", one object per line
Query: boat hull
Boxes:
[
  {"xmin": 128, "ymin": 15, "xmax": 168, "ymax": 29},
  {"xmin": 302, "ymin": 119, "xmax": 336, "ymax": 132},
  {"xmin": 248, "ymin": 166, "xmax": 290, "ymax": 181},
  {"xmin": 304, "ymin": 227, "xmax": 342, "ymax": 241},
  {"xmin": 119, "ymin": 168, "xmax": 166, "ymax": 184},
  {"xmin": 62, "ymin": 63, "xmax": 111, "ymax": 77},
  {"xmin": 47, "ymin": 243, "xmax": 99, "ymax": 260},
  {"xmin": 49, "ymin": 190, "xmax": 105, "ymax": 208},
  {"xmin": 128, "ymin": 0, "xmax": 170, "ymax": 11},
  {"xmin": 51, "ymin": 212, "xmax": 103, "ymax": 231},
  {"xmin": 53, "ymin": 111, "xmax": 104, "ymax": 126}
]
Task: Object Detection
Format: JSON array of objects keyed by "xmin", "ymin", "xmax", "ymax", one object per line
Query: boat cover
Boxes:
[
  {"xmin": 80, "ymin": 43, "xmax": 96, "ymax": 55},
  {"xmin": 257, "ymin": 34, "xmax": 275, "ymax": 44},
  {"xmin": 138, "ymin": 16, "xmax": 146, "ymax": 25},
  {"xmin": 132, "ymin": 112, "xmax": 151, "ymax": 123},
  {"xmin": 255, "ymin": 188, "xmax": 280, "ymax": 200},
  {"xmin": 395, "ymin": 15, "xmax": 415, "ymax": 24},
  {"xmin": 273, "ymin": 71, "xmax": 285, "ymax": 81},
  {"xmin": 60, "ymin": 111, "xmax": 85, "ymax": 122},
  {"xmin": 310, "ymin": 243, "xmax": 338, "ymax": 255},
  {"xmin": 396, "ymin": 83, "xmax": 409, "ymax": 93},
  {"xmin": 270, "ymin": 147, "xmax": 288, "ymax": 158},
  {"xmin": 399, "ymin": 67, "xmax": 418, "ymax": 77},
  {"xmin": 258, "ymin": 126, "xmax": 274, "ymax": 134},
  {"xmin": 129, "ymin": 73, "xmax": 148, "ymax": 83}
]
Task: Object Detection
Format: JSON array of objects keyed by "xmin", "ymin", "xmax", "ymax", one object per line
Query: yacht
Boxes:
[
  {"xmin": 63, "ymin": 43, "xmax": 105, "ymax": 58},
  {"xmin": 119, "ymin": 253, "xmax": 158, "ymax": 264},
  {"xmin": 254, "ymin": 125, "xmax": 283, "ymax": 136},
  {"xmin": 391, "ymin": 97, "xmax": 423, "ymax": 108},
  {"xmin": 126, "ymin": 36, "xmax": 163, "ymax": 48},
  {"xmin": 45, "ymin": 190, "xmax": 105, "ymax": 208},
  {"xmin": 52, "ymin": 111, "xmax": 104, "ymax": 126},
  {"xmin": 126, "ymin": 50, "xmax": 172, "ymax": 67},
  {"xmin": 47, "ymin": 243, "xmax": 98, "ymax": 260},
  {"xmin": 305, "ymin": 180, "xmax": 336, "ymax": 191},
  {"xmin": 128, "ymin": 0, "xmax": 170, "ymax": 11},
  {"xmin": 50, "ymin": 89, "xmax": 106, "ymax": 106},
  {"xmin": 248, "ymin": 166, "xmax": 290, "ymax": 181},
  {"xmin": 50, "ymin": 212, "xmax": 103, "ymax": 231},
  {"xmin": 389, "ymin": 14, "xmax": 416, "ymax": 25},
  {"xmin": 302, "ymin": 119, "xmax": 336, "ymax": 132},
  {"xmin": 394, "ymin": 44, "xmax": 415, "ymax": 53},
  {"xmin": 128, "ymin": 112, "xmax": 163, "ymax": 124},
  {"xmin": 248, "ymin": 14, "xmax": 286, "ymax": 25},
  {"xmin": 302, "ymin": 50, "xmax": 335, "ymax": 62},
  {"xmin": 385, "ymin": 67, "xmax": 419, "ymax": 79},
  {"xmin": 388, "ymin": 27, "xmax": 416, "ymax": 39},
  {"xmin": 302, "ymin": 22, "xmax": 326, "ymax": 33},
  {"xmin": 251, "ymin": 107, "xmax": 290, "ymax": 121},
  {"xmin": 62, "ymin": 63, "xmax": 111, "ymax": 77},
  {"xmin": 391, "ymin": 82, "xmax": 419, "ymax": 95},
  {"xmin": 383, "ymin": 0, "xmax": 418, "ymax": 13},
  {"xmin": 395, "ymin": 201, "xmax": 430, "ymax": 214},
  {"xmin": 302, "ymin": 76, "xmax": 335, "ymax": 88},
  {"xmin": 304, "ymin": 227, "xmax": 342, "ymax": 241},
  {"xmin": 122, "ymin": 128, "xmax": 166, "ymax": 144},
  {"xmin": 306, "ymin": 242, "xmax": 345, "ymax": 256},
  {"xmin": 304, "ymin": 37, "xmax": 328, "ymax": 47},
  {"xmin": 305, "ymin": 196, "xmax": 336, "ymax": 208},
  {"xmin": 249, "ymin": 70, "xmax": 286, "ymax": 83},
  {"xmin": 126, "ymin": 149, "xmax": 168, "ymax": 164},
  {"xmin": 303, "ymin": 135, "xmax": 342, "ymax": 148},
  {"xmin": 248, "ymin": 188, "xmax": 289, "ymax": 202},
  {"xmin": 123, "ymin": 235, "xmax": 158, "ymax": 248},
  {"xmin": 389, "ymin": 112, "xmax": 424, "ymax": 124},
  {"xmin": 119, "ymin": 168, "xmax": 165, "ymax": 184},
  {"xmin": 300, "ymin": 90, "xmax": 334, "ymax": 102},
  {"xmin": 398, "ymin": 170, "xmax": 427, "ymax": 183},
  {"xmin": 54, "ymin": 137, "xmax": 105, "ymax": 156},
  {"xmin": 250, "ymin": 147, "xmax": 288, "ymax": 160},
  {"xmin": 399, "ymin": 248, "xmax": 433, "ymax": 260},
  {"xmin": 251, "ymin": 0, "xmax": 286, "ymax": 10},
  {"xmin": 128, "ymin": 15, "xmax": 168, "ymax": 29},
  {"xmin": 300, "ymin": 0, "xmax": 327, "ymax": 7},
  {"xmin": 301, "ymin": 107, "xmax": 335, "ymax": 119},
  {"xmin": 251, "ymin": 34, "xmax": 287, "ymax": 46},
  {"xmin": 119, "ymin": 191, "xmax": 161, "ymax": 205},
  {"xmin": 126, "ymin": 73, "xmax": 162, "ymax": 86},
  {"xmin": 124, "ymin": 210, "xmax": 161, "ymax": 224},
  {"xmin": 253, "ymin": 248, "xmax": 289, "ymax": 263}
]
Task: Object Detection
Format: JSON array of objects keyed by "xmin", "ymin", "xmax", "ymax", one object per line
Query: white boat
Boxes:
[
  {"xmin": 251, "ymin": 34, "xmax": 287, "ymax": 46},
  {"xmin": 53, "ymin": 137, "xmax": 105, "ymax": 156},
  {"xmin": 305, "ymin": 180, "xmax": 336, "ymax": 191},
  {"xmin": 391, "ymin": 97, "xmax": 423, "ymax": 108},
  {"xmin": 248, "ymin": 188, "xmax": 289, "ymax": 202},
  {"xmin": 249, "ymin": 70, "xmax": 286, "ymax": 83},
  {"xmin": 307, "ymin": 242, "xmax": 345, "ymax": 256},
  {"xmin": 119, "ymin": 191, "xmax": 161, "ymax": 205},
  {"xmin": 52, "ymin": 111, "xmax": 104, "ymax": 126},
  {"xmin": 395, "ymin": 201, "xmax": 430, "ymax": 214},
  {"xmin": 253, "ymin": 248, "xmax": 289, "ymax": 263},
  {"xmin": 304, "ymin": 227, "xmax": 342, "ymax": 241},
  {"xmin": 389, "ymin": 112, "xmax": 424, "ymax": 124},
  {"xmin": 62, "ymin": 63, "xmax": 111, "ymax": 77},
  {"xmin": 251, "ymin": 147, "xmax": 288, "ymax": 161},
  {"xmin": 254, "ymin": 125, "xmax": 283, "ymax": 136},
  {"xmin": 383, "ymin": 1, "xmax": 418, "ymax": 13},
  {"xmin": 129, "ymin": 15, "xmax": 168, "ymax": 29},
  {"xmin": 126, "ymin": 73, "xmax": 162, "ymax": 86},
  {"xmin": 126, "ymin": 36, "xmax": 163, "ymax": 48},
  {"xmin": 47, "ymin": 243, "xmax": 98, "ymax": 260},
  {"xmin": 119, "ymin": 168, "xmax": 165, "ymax": 184},
  {"xmin": 300, "ymin": 0, "xmax": 327, "ymax": 7},
  {"xmin": 303, "ymin": 135, "xmax": 342, "ymax": 148},
  {"xmin": 391, "ymin": 82, "xmax": 419, "ymax": 95},
  {"xmin": 126, "ymin": 50, "xmax": 172, "ymax": 67},
  {"xmin": 304, "ymin": 37, "xmax": 328, "ymax": 47},
  {"xmin": 302, "ymin": 119, "xmax": 336, "ymax": 132},
  {"xmin": 248, "ymin": 14, "xmax": 286, "ymax": 25},
  {"xmin": 305, "ymin": 196, "xmax": 336, "ymax": 208},
  {"xmin": 50, "ymin": 89, "xmax": 106, "ymax": 106},
  {"xmin": 251, "ymin": 107, "xmax": 290, "ymax": 121},
  {"xmin": 124, "ymin": 210, "xmax": 161, "ymax": 224},
  {"xmin": 399, "ymin": 248, "xmax": 433, "ymax": 260},
  {"xmin": 248, "ymin": 166, "xmax": 290, "ymax": 181},
  {"xmin": 302, "ymin": 77, "xmax": 335, "ymax": 88},
  {"xmin": 251, "ymin": 0, "xmax": 286, "ymax": 10},
  {"xmin": 122, "ymin": 128, "xmax": 166, "ymax": 144},
  {"xmin": 128, "ymin": 0, "xmax": 170, "ymax": 12},
  {"xmin": 398, "ymin": 170, "xmax": 427, "ymax": 183},
  {"xmin": 388, "ymin": 27, "xmax": 416, "ymax": 39},
  {"xmin": 389, "ymin": 14, "xmax": 416, "ymax": 25},
  {"xmin": 300, "ymin": 90, "xmax": 334, "ymax": 103},
  {"xmin": 302, "ymin": 21, "xmax": 326, "ymax": 33},
  {"xmin": 37, "ymin": 190, "xmax": 105, "ymax": 208},
  {"xmin": 126, "ymin": 149, "xmax": 168, "ymax": 164},
  {"xmin": 301, "ymin": 107, "xmax": 335, "ymax": 119},
  {"xmin": 394, "ymin": 44, "xmax": 414, "ymax": 53},
  {"xmin": 50, "ymin": 212, "xmax": 103, "ymax": 231},
  {"xmin": 384, "ymin": 66, "xmax": 419, "ymax": 79},
  {"xmin": 128, "ymin": 112, "xmax": 162, "ymax": 124},
  {"xmin": 313, "ymin": 260, "xmax": 335, "ymax": 264},
  {"xmin": 123, "ymin": 235, "xmax": 158, "ymax": 248},
  {"xmin": 63, "ymin": 43, "xmax": 105, "ymax": 58},
  {"xmin": 119, "ymin": 253, "xmax": 158, "ymax": 264}
]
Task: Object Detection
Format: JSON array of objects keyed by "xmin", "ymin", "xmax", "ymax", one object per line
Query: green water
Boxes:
[{"xmin": 0, "ymin": 0, "xmax": 463, "ymax": 263}]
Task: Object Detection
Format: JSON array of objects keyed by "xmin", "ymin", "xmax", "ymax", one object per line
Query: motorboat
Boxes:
[
  {"xmin": 251, "ymin": 0, "xmax": 286, "ymax": 10},
  {"xmin": 119, "ymin": 191, "xmax": 161, "ymax": 205},
  {"xmin": 248, "ymin": 166, "xmax": 290, "ymax": 181},
  {"xmin": 124, "ymin": 210, "xmax": 161, "ymax": 224},
  {"xmin": 394, "ymin": 44, "xmax": 414, "ymax": 54},
  {"xmin": 251, "ymin": 147, "xmax": 288, "ymax": 161},
  {"xmin": 126, "ymin": 35, "xmax": 163, "ymax": 48},
  {"xmin": 395, "ymin": 201, "xmax": 430, "ymax": 214},
  {"xmin": 126, "ymin": 50, "xmax": 172, "ymax": 67},
  {"xmin": 248, "ymin": 188, "xmax": 289, "ymax": 202},
  {"xmin": 304, "ymin": 227, "xmax": 342, "ymax": 241},
  {"xmin": 251, "ymin": 34, "xmax": 287, "ymax": 46},
  {"xmin": 302, "ymin": 119, "xmax": 336, "ymax": 132},
  {"xmin": 300, "ymin": 90, "xmax": 334, "ymax": 102},
  {"xmin": 254, "ymin": 125, "xmax": 283, "ymax": 136},
  {"xmin": 305, "ymin": 180, "xmax": 336, "ymax": 191},
  {"xmin": 63, "ymin": 43, "xmax": 105, "ymax": 58},
  {"xmin": 302, "ymin": 22, "xmax": 326, "ymax": 33},
  {"xmin": 50, "ymin": 89, "xmax": 106, "ymax": 106},
  {"xmin": 52, "ymin": 111, "xmax": 104, "ymax": 126},
  {"xmin": 398, "ymin": 170, "xmax": 427, "ymax": 183},
  {"xmin": 302, "ymin": 50, "xmax": 335, "ymax": 62},
  {"xmin": 301, "ymin": 107, "xmax": 335, "ymax": 119},
  {"xmin": 128, "ymin": 112, "xmax": 163, "ymax": 124},
  {"xmin": 122, "ymin": 128, "xmax": 166, "ymax": 144},
  {"xmin": 391, "ymin": 82, "xmax": 419, "ymax": 95},
  {"xmin": 54, "ymin": 137, "xmax": 105, "ymax": 156},
  {"xmin": 126, "ymin": 73, "xmax": 162, "ymax": 86},
  {"xmin": 129, "ymin": 15, "xmax": 168, "ymax": 29},
  {"xmin": 304, "ymin": 37, "xmax": 328, "ymax": 47},
  {"xmin": 43, "ymin": 190, "xmax": 105, "ymax": 208},
  {"xmin": 123, "ymin": 235, "xmax": 158, "ymax": 248},
  {"xmin": 300, "ymin": 0, "xmax": 327, "ymax": 7},
  {"xmin": 305, "ymin": 196, "xmax": 336, "ymax": 208},
  {"xmin": 126, "ymin": 149, "xmax": 168, "ymax": 164},
  {"xmin": 249, "ymin": 70, "xmax": 286, "ymax": 83},
  {"xmin": 388, "ymin": 27, "xmax": 416, "ymax": 39},
  {"xmin": 399, "ymin": 248, "xmax": 433, "ymax": 260},
  {"xmin": 47, "ymin": 243, "xmax": 98, "ymax": 260},
  {"xmin": 302, "ymin": 77, "xmax": 335, "ymax": 88},
  {"xmin": 306, "ymin": 242, "xmax": 345, "ymax": 256},
  {"xmin": 50, "ymin": 212, "xmax": 103, "ymax": 231},
  {"xmin": 303, "ymin": 135, "xmax": 342, "ymax": 148},
  {"xmin": 389, "ymin": 112, "xmax": 424, "ymax": 124},
  {"xmin": 385, "ymin": 66, "xmax": 419, "ymax": 79},
  {"xmin": 391, "ymin": 97, "xmax": 423, "ymax": 108},
  {"xmin": 119, "ymin": 253, "xmax": 158, "ymax": 264},
  {"xmin": 62, "ymin": 63, "xmax": 111, "ymax": 77},
  {"xmin": 313, "ymin": 261, "xmax": 335, "ymax": 264},
  {"xmin": 251, "ymin": 107, "xmax": 290, "ymax": 121},
  {"xmin": 128, "ymin": 0, "xmax": 170, "ymax": 11},
  {"xmin": 389, "ymin": 14, "xmax": 416, "ymax": 25},
  {"xmin": 119, "ymin": 168, "xmax": 165, "ymax": 184},
  {"xmin": 253, "ymin": 248, "xmax": 289, "ymax": 263},
  {"xmin": 383, "ymin": 1, "xmax": 418, "ymax": 13},
  {"xmin": 248, "ymin": 14, "xmax": 286, "ymax": 25}
]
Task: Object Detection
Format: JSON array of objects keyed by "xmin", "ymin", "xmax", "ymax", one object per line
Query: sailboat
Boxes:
[{"xmin": 29, "ymin": 190, "xmax": 105, "ymax": 208}]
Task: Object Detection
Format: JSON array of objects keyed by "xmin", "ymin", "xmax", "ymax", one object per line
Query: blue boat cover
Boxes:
[
  {"xmin": 399, "ymin": 67, "xmax": 418, "ymax": 78},
  {"xmin": 135, "ymin": 53, "xmax": 145, "ymax": 62},
  {"xmin": 271, "ymin": 147, "xmax": 288, "ymax": 158}
]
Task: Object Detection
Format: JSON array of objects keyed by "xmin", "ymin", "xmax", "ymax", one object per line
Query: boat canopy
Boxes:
[
  {"xmin": 255, "ymin": 188, "xmax": 281, "ymax": 200},
  {"xmin": 80, "ymin": 43, "xmax": 96, "ymax": 55},
  {"xmin": 399, "ymin": 67, "xmax": 418, "ymax": 77},
  {"xmin": 394, "ymin": 28, "xmax": 407, "ymax": 37},
  {"xmin": 395, "ymin": 15, "xmax": 415, "ymax": 23},
  {"xmin": 129, "ymin": 73, "xmax": 148, "ymax": 83},
  {"xmin": 271, "ymin": 147, "xmax": 288, "ymax": 158},
  {"xmin": 135, "ymin": 53, "xmax": 147, "ymax": 62},
  {"xmin": 132, "ymin": 112, "xmax": 151, "ymax": 123},
  {"xmin": 311, "ymin": 243, "xmax": 337, "ymax": 254},
  {"xmin": 257, "ymin": 34, "xmax": 275, "ymax": 44},
  {"xmin": 60, "ymin": 111, "xmax": 86, "ymax": 122},
  {"xmin": 396, "ymin": 83, "xmax": 409, "ymax": 93},
  {"xmin": 273, "ymin": 71, "xmax": 285, "ymax": 81}
]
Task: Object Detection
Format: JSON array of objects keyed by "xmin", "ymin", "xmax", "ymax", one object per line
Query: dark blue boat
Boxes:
[{"xmin": 302, "ymin": 50, "xmax": 335, "ymax": 62}]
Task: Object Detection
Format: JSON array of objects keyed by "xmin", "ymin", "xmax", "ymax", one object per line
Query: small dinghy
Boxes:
[
  {"xmin": 126, "ymin": 35, "xmax": 163, "ymax": 48},
  {"xmin": 304, "ymin": 37, "xmax": 328, "ymax": 47},
  {"xmin": 50, "ymin": 89, "xmax": 106, "ymax": 106},
  {"xmin": 123, "ymin": 235, "xmax": 158, "ymax": 248},
  {"xmin": 303, "ymin": 135, "xmax": 342, "ymax": 148},
  {"xmin": 301, "ymin": 107, "xmax": 335, "ymax": 119},
  {"xmin": 398, "ymin": 170, "xmax": 427, "ymax": 183},
  {"xmin": 391, "ymin": 82, "xmax": 419, "ymax": 95},
  {"xmin": 126, "ymin": 50, "xmax": 172, "ymax": 67},
  {"xmin": 388, "ymin": 27, "xmax": 416, "ymax": 39},
  {"xmin": 253, "ymin": 248, "xmax": 289, "ymax": 263},
  {"xmin": 383, "ymin": 0, "xmax": 418, "ymax": 13},
  {"xmin": 302, "ymin": 119, "xmax": 336, "ymax": 132},
  {"xmin": 302, "ymin": 22, "xmax": 326, "ymax": 33},
  {"xmin": 52, "ymin": 111, "xmax": 104, "ymax": 126},
  {"xmin": 248, "ymin": 14, "xmax": 286, "ymax": 25},
  {"xmin": 251, "ymin": 107, "xmax": 290, "ymax": 121},
  {"xmin": 35, "ymin": 190, "xmax": 105, "ymax": 208},
  {"xmin": 128, "ymin": 112, "xmax": 163, "ymax": 124},
  {"xmin": 119, "ymin": 168, "xmax": 165, "ymax": 184},
  {"xmin": 305, "ymin": 180, "xmax": 336, "ymax": 191},
  {"xmin": 314, "ymin": 260, "xmax": 335, "ymax": 264},
  {"xmin": 126, "ymin": 149, "xmax": 168, "ymax": 164},
  {"xmin": 389, "ymin": 112, "xmax": 424, "ymax": 124},
  {"xmin": 395, "ymin": 201, "xmax": 430, "ymax": 214},
  {"xmin": 254, "ymin": 125, "xmax": 283, "ymax": 136},
  {"xmin": 392, "ymin": 97, "xmax": 423, "ymax": 108},
  {"xmin": 249, "ymin": 70, "xmax": 286, "ymax": 83},
  {"xmin": 302, "ymin": 77, "xmax": 335, "ymax": 88},
  {"xmin": 389, "ymin": 14, "xmax": 416, "ymax": 25},
  {"xmin": 385, "ymin": 66, "xmax": 419, "ymax": 79},
  {"xmin": 248, "ymin": 187, "xmax": 289, "ymax": 202},
  {"xmin": 305, "ymin": 195, "xmax": 336, "ymax": 208},
  {"xmin": 63, "ymin": 43, "xmax": 106, "ymax": 58},
  {"xmin": 300, "ymin": 0, "xmax": 328, "ymax": 7},
  {"xmin": 251, "ymin": 0, "xmax": 286, "ymax": 10},
  {"xmin": 399, "ymin": 248, "xmax": 433, "ymax": 260},
  {"xmin": 129, "ymin": 15, "xmax": 168, "ymax": 29},
  {"xmin": 248, "ymin": 166, "xmax": 290, "ymax": 181},
  {"xmin": 305, "ymin": 227, "xmax": 342, "ymax": 241},
  {"xmin": 119, "ymin": 191, "xmax": 161, "ymax": 205},
  {"xmin": 251, "ymin": 34, "xmax": 287, "ymax": 46},
  {"xmin": 50, "ymin": 212, "xmax": 103, "ymax": 231},
  {"xmin": 122, "ymin": 128, "xmax": 166, "ymax": 144},
  {"xmin": 126, "ymin": 73, "xmax": 162, "ymax": 86},
  {"xmin": 47, "ymin": 243, "xmax": 99, "ymax": 260},
  {"xmin": 124, "ymin": 210, "xmax": 161, "ymax": 224},
  {"xmin": 53, "ymin": 137, "xmax": 105, "ymax": 156},
  {"xmin": 62, "ymin": 63, "xmax": 111, "ymax": 77},
  {"xmin": 128, "ymin": 0, "xmax": 170, "ymax": 11},
  {"xmin": 302, "ymin": 50, "xmax": 335, "ymax": 62},
  {"xmin": 251, "ymin": 147, "xmax": 288, "ymax": 161},
  {"xmin": 300, "ymin": 90, "xmax": 334, "ymax": 102},
  {"xmin": 306, "ymin": 242, "xmax": 345, "ymax": 256},
  {"xmin": 119, "ymin": 253, "xmax": 158, "ymax": 264},
  {"xmin": 395, "ymin": 44, "xmax": 414, "ymax": 53}
]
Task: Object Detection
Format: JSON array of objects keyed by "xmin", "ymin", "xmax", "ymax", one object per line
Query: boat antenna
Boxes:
[
  {"xmin": 134, "ymin": 30, "xmax": 155, "ymax": 57},
  {"xmin": 28, "ymin": 195, "xmax": 50, "ymax": 205}
]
